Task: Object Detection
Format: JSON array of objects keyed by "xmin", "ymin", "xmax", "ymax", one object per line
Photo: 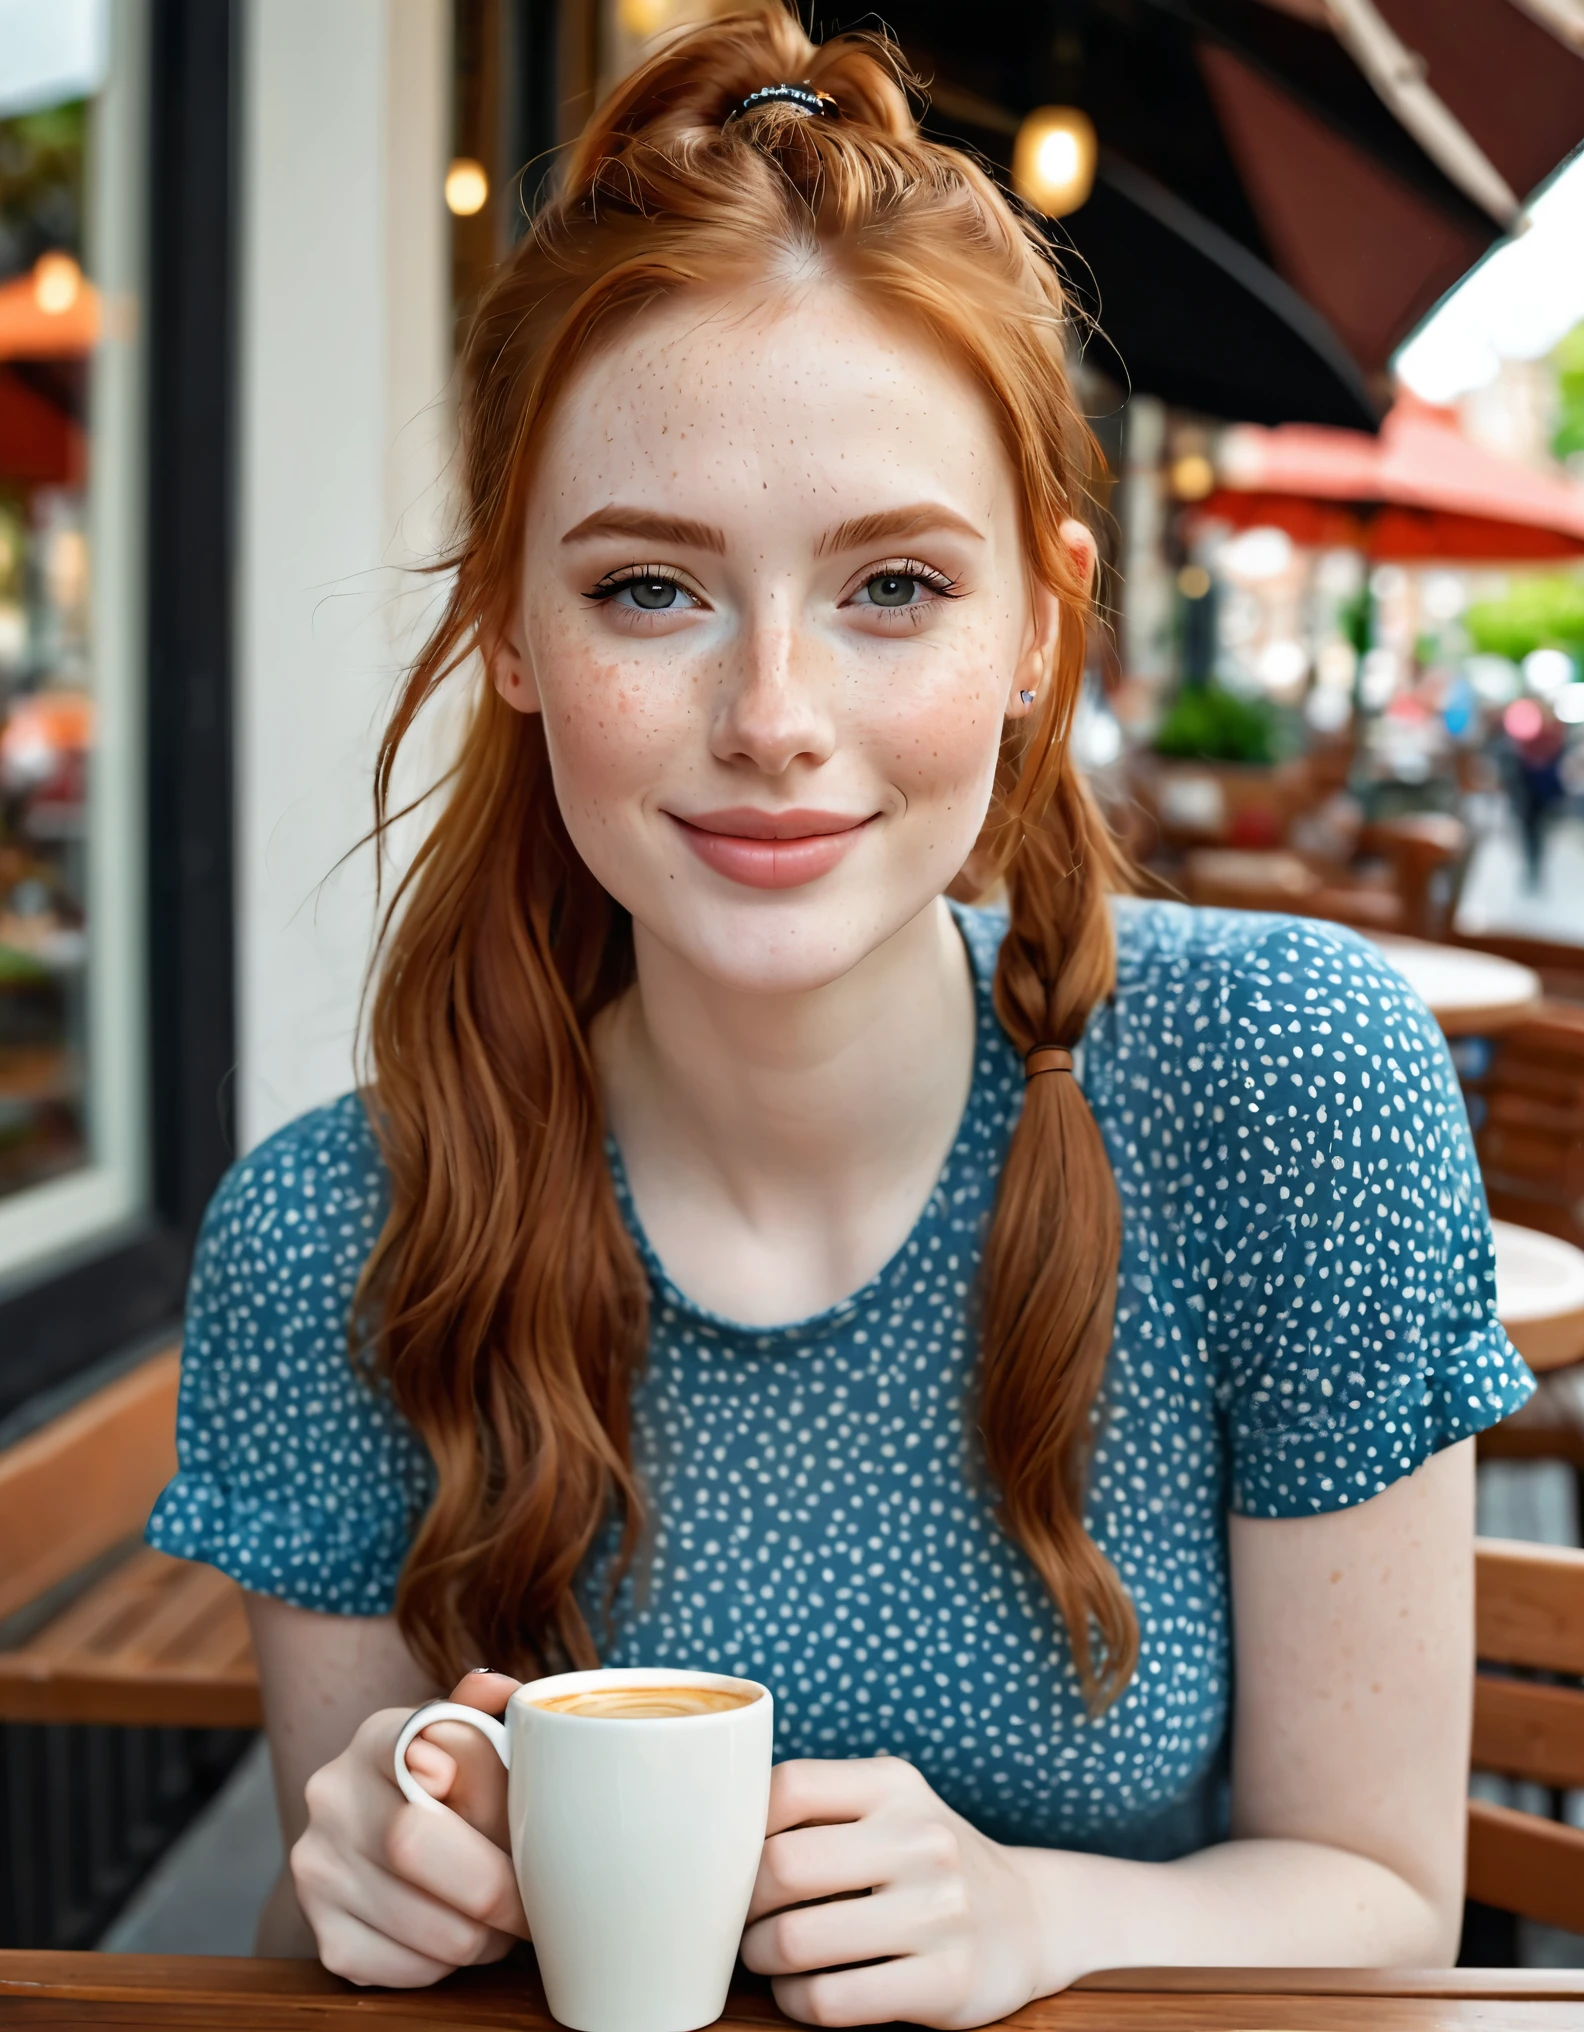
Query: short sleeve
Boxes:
[
  {"xmin": 146, "ymin": 1093, "xmax": 434, "ymax": 1613},
  {"xmin": 1198, "ymin": 918, "xmax": 1535, "ymax": 1517}
]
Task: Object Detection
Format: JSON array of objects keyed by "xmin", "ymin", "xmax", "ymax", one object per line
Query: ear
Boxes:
[
  {"xmin": 1059, "ymin": 516, "xmax": 1098, "ymax": 595},
  {"xmin": 1006, "ymin": 519, "xmax": 1096, "ymax": 720},
  {"xmin": 1007, "ymin": 575, "xmax": 1064, "ymax": 719},
  {"xmin": 490, "ymin": 618, "xmax": 542, "ymax": 716}
]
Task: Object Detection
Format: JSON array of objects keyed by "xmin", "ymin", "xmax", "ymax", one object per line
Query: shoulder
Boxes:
[
  {"xmin": 150, "ymin": 1092, "xmax": 426, "ymax": 1613},
  {"xmin": 184, "ymin": 1088, "xmax": 390, "ymax": 1378},
  {"xmin": 1094, "ymin": 901, "xmax": 1469, "ymax": 1232},
  {"xmin": 197, "ymin": 1090, "xmax": 387, "ymax": 1257}
]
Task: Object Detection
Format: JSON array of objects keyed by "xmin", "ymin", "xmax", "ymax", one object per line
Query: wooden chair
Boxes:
[
  {"xmin": 0, "ymin": 1348, "xmax": 260, "ymax": 1727},
  {"xmin": 1470, "ymin": 1537, "xmax": 1584, "ymax": 1933},
  {"xmin": 1459, "ymin": 1004, "xmax": 1584, "ymax": 1252}
]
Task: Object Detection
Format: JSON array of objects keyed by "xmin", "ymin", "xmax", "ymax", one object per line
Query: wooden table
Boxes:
[
  {"xmin": 1, "ymin": 1957, "xmax": 1581, "ymax": 2031},
  {"xmin": 1493, "ymin": 1217, "xmax": 1584, "ymax": 1374},
  {"xmin": 1368, "ymin": 936, "xmax": 1543, "ymax": 1039}
]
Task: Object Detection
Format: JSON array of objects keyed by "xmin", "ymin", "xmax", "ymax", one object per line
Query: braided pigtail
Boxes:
[{"xmin": 978, "ymin": 727, "xmax": 1137, "ymax": 1711}]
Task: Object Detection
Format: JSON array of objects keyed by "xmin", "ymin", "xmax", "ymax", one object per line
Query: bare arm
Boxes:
[
  {"xmin": 1028, "ymin": 1435, "xmax": 1474, "ymax": 1976},
  {"xmin": 743, "ymin": 1441, "xmax": 1475, "ymax": 2025},
  {"xmin": 244, "ymin": 1594, "xmax": 438, "ymax": 1954}
]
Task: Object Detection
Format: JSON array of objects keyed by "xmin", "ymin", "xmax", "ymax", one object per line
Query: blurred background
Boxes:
[{"xmin": 1, "ymin": 0, "xmax": 1583, "ymax": 1972}]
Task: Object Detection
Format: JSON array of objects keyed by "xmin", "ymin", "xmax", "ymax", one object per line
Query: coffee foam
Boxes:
[{"xmin": 531, "ymin": 1683, "xmax": 760, "ymax": 1720}]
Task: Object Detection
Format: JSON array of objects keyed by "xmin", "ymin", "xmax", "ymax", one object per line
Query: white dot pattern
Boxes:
[{"xmin": 149, "ymin": 901, "xmax": 1532, "ymax": 1859}]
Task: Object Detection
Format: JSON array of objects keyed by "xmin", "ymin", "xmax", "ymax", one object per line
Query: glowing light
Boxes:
[
  {"xmin": 33, "ymin": 251, "xmax": 81, "ymax": 315},
  {"xmin": 444, "ymin": 158, "xmax": 489, "ymax": 217},
  {"xmin": 1177, "ymin": 564, "xmax": 1212, "ymax": 600},
  {"xmin": 1524, "ymin": 646, "xmax": 1575, "ymax": 696},
  {"xmin": 1555, "ymin": 684, "xmax": 1584, "ymax": 725},
  {"xmin": 1504, "ymin": 697, "xmax": 1545, "ymax": 740},
  {"xmin": 1011, "ymin": 106, "xmax": 1097, "ymax": 218},
  {"xmin": 619, "ymin": 0, "xmax": 676, "ymax": 32},
  {"xmin": 1223, "ymin": 526, "xmax": 1293, "ymax": 582},
  {"xmin": 1170, "ymin": 453, "xmax": 1215, "ymax": 501}
]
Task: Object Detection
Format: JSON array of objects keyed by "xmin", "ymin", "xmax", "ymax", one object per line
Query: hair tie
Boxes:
[
  {"xmin": 724, "ymin": 83, "xmax": 839, "ymax": 126},
  {"xmin": 1024, "ymin": 1046, "xmax": 1073, "ymax": 1081}
]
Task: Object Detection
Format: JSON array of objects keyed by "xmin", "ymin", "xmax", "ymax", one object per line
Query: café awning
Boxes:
[{"xmin": 1202, "ymin": 395, "xmax": 1584, "ymax": 559}]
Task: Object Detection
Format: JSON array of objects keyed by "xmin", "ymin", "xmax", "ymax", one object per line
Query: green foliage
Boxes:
[
  {"xmin": 1464, "ymin": 574, "xmax": 1584, "ymax": 663},
  {"xmin": 1555, "ymin": 321, "xmax": 1584, "ymax": 466},
  {"xmin": 1338, "ymin": 584, "xmax": 1375, "ymax": 658},
  {"xmin": 0, "ymin": 99, "xmax": 85, "ymax": 278},
  {"xmin": 1153, "ymin": 683, "xmax": 1280, "ymax": 765}
]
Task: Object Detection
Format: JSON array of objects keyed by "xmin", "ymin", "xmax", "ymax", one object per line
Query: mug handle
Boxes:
[{"xmin": 393, "ymin": 1699, "xmax": 511, "ymax": 1812}]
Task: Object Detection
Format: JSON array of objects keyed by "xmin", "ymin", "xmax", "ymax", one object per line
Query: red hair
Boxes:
[{"xmin": 360, "ymin": 5, "xmax": 1138, "ymax": 1709}]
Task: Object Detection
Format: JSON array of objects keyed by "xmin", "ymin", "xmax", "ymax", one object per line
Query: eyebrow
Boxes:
[
  {"xmin": 814, "ymin": 504, "xmax": 985, "ymax": 558},
  {"xmin": 561, "ymin": 508, "xmax": 728, "ymax": 553}
]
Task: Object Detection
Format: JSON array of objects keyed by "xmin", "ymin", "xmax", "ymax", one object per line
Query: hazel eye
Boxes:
[
  {"xmin": 586, "ymin": 568, "xmax": 701, "ymax": 613},
  {"xmin": 864, "ymin": 573, "xmax": 921, "ymax": 608}
]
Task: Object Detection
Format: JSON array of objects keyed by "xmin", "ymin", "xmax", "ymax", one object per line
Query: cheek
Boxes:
[
  {"xmin": 867, "ymin": 657, "xmax": 1006, "ymax": 813},
  {"xmin": 532, "ymin": 623, "xmax": 694, "ymax": 824}
]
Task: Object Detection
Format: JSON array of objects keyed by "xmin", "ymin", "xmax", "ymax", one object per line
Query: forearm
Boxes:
[
  {"xmin": 1017, "ymin": 1836, "xmax": 1453, "ymax": 1991},
  {"xmin": 256, "ymin": 1866, "xmax": 317, "ymax": 1956}
]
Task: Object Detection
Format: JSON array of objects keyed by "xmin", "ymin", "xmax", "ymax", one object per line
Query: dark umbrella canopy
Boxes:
[{"xmin": 885, "ymin": 0, "xmax": 1584, "ymax": 425}]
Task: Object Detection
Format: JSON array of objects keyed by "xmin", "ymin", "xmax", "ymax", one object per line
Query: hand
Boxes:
[
  {"xmin": 741, "ymin": 1757, "xmax": 1042, "ymax": 2028},
  {"xmin": 290, "ymin": 1669, "xmax": 529, "ymax": 1986}
]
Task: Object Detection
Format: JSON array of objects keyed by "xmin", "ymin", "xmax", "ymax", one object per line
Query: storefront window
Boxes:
[{"xmin": 0, "ymin": 1, "xmax": 146, "ymax": 1281}]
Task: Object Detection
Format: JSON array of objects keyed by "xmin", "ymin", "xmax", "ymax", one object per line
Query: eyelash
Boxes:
[
  {"xmin": 582, "ymin": 558, "xmax": 964, "ymax": 610},
  {"xmin": 584, "ymin": 564, "xmax": 697, "ymax": 604},
  {"xmin": 850, "ymin": 558, "xmax": 963, "ymax": 603}
]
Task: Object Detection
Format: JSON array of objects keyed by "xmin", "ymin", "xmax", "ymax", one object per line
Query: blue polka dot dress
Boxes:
[{"xmin": 148, "ymin": 902, "xmax": 1533, "ymax": 1859}]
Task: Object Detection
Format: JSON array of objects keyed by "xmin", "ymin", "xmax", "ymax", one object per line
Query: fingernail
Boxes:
[{"xmin": 469, "ymin": 1665, "xmax": 495, "ymax": 1674}]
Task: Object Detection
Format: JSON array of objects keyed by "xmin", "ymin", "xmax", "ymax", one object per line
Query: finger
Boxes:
[
  {"xmin": 748, "ymin": 1819, "xmax": 901, "ymax": 1920},
  {"xmin": 383, "ymin": 1797, "xmax": 528, "ymax": 1938},
  {"xmin": 323, "ymin": 1851, "xmax": 514, "ymax": 1972},
  {"xmin": 417, "ymin": 1717, "xmax": 511, "ymax": 1845},
  {"xmin": 745, "ymin": 1882, "xmax": 954, "ymax": 1977},
  {"xmin": 774, "ymin": 1957, "xmax": 957, "ymax": 2031},
  {"xmin": 310, "ymin": 1906, "xmax": 468, "ymax": 1990},
  {"xmin": 446, "ymin": 1669, "xmax": 523, "ymax": 1713},
  {"xmin": 766, "ymin": 1757, "xmax": 915, "ymax": 1836}
]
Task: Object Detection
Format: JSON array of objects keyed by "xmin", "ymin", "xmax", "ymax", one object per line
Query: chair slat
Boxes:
[
  {"xmin": 1476, "ymin": 1538, "xmax": 1584, "ymax": 1675},
  {"xmin": 0, "ymin": 1349, "xmax": 181, "ymax": 1623},
  {"xmin": 1473, "ymin": 1675, "xmax": 1584, "ymax": 1790},
  {"xmin": 0, "ymin": 1545, "xmax": 261, "ymax": 1729},
  {"xmin": 1467, "ymin": 1799, "xmax": 1584, "ymax": 1932}
]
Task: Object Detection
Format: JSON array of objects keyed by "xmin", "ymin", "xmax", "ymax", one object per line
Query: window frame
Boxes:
[{"xmin": 0, "ymin": 0, "xmax": 237, "ymax": 1423}]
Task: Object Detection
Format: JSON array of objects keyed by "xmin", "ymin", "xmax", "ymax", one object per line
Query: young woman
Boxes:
[{"xmin": 149, "ymin": 10, "xmax": 1532, "ymax": 2019}]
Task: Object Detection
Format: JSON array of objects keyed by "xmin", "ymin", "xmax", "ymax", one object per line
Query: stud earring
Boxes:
[{"xmin": 1019, "ymin": 689, "xmax": 1036, "ymax": 706}]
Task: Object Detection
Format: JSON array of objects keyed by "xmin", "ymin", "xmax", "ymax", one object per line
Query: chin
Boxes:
[{"xmin": 643, "ymin": 890, "xmax": 921, "ymax": 998}]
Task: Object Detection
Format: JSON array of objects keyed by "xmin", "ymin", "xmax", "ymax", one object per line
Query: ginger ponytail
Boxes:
[{"xmin": 362, "ymin": 3, "xmax": 1138, "ymax": 1703}]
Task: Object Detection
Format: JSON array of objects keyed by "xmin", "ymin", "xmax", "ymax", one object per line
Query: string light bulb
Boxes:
[
  {"xmin": 1011, "ymin": 107, "xmax": 1097, "ymax": 217},
  {"xmin": 619, "ymin": 0, "xmax": 677, "ymax": 33},
  {"xmin": 444, "ymin": 158, "xmax": 489, "ymax": 217},
  {"xmin": 33, "ymin": 251, "xmax": 82, "ymax": 315}
]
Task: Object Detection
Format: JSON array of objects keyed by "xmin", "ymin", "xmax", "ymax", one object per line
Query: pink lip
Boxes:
[{"xmin": 667, "ymin": 807, "xmax": 876, "ymax": 889}]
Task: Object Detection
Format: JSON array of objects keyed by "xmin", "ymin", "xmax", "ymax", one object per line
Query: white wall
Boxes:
[{"xmin": 236, "ymin": 0, "xmax": 452, "ymax": 1150}]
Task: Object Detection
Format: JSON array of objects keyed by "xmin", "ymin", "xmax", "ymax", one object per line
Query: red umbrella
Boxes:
[{"xmin": 1199, "ymin": 394, "xmax": 1584, "ymax": 559}]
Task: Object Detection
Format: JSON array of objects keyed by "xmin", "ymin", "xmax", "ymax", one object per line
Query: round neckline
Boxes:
[{"xmin": 603, "ymin": 901, "xmax": 1017, "ymax": 1348}]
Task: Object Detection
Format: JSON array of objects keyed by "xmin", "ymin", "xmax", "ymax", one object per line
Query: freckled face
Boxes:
[{"xmin": 505, "ymin": 288, "xmax": 1048, "ymax": 995}]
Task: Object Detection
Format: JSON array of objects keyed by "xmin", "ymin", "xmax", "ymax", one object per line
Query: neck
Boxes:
[{"xmin": 595, "ymin": 897, "xmax": 978, "ymax": 1321}]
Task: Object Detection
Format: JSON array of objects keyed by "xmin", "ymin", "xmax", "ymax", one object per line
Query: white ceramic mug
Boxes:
[{"xmin": 394, "ymin": 1667, "xmax": 773, "ymax": 2032}]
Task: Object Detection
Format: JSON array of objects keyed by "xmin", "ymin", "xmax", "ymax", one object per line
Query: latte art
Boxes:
[{"xmin": 532, "ymin": 1683, "xmax": 759, "ymax": 1720}]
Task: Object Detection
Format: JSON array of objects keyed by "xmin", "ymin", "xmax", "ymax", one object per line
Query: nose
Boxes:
[{"xmin": 709, "ymin": 607, "xmax": 837, "ymax": 778}]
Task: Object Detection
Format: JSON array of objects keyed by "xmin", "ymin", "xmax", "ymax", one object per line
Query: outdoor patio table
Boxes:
[
  {"xmin": 1492, "ymin": 1217, "xmax": 1584, "ymax": 1375},
  {"xmin": 1366, "ymin": 935, "xmax": 1543, "ymax": 1039},
  {"xmin": 0, "ymin": 1956, "xmax": 1581, "ymax": 2031}
]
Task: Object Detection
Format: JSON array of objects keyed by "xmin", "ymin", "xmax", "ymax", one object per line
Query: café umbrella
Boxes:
[{"xmin": 1199, "ymin": 395, "xmax": 1584, "ymax": 561}]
